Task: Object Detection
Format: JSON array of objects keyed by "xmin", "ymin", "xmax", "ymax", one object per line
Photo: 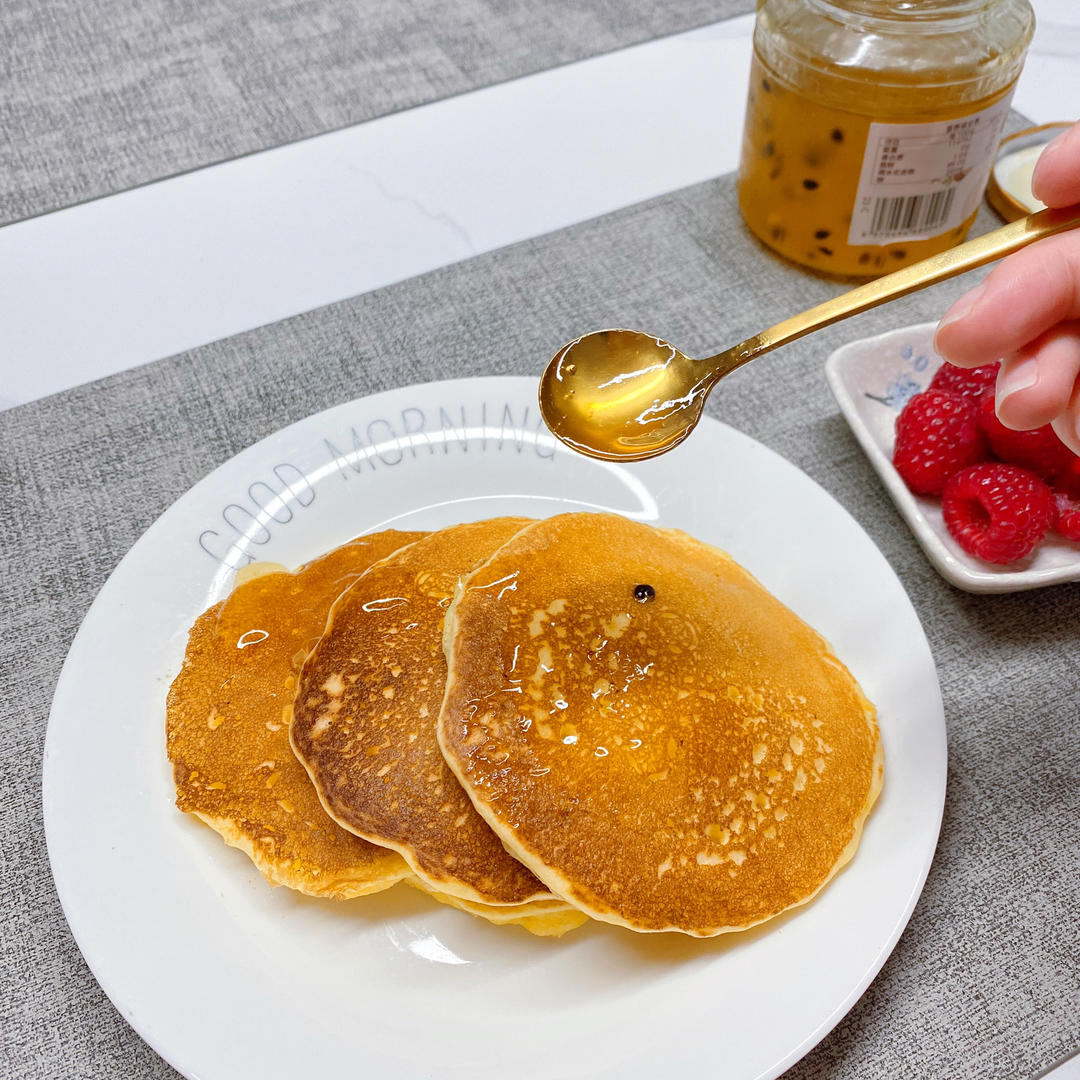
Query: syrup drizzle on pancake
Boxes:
[
  {"xmin": 167, "ymin": 533, "xmax": 424, "ymax": 898},
  {"xmin": 439, "ymin": 513, "xmax": 883, "ymax": 936},
  {"xmin": 291, "ymin": 518, "xmax": 557, "ymax": 907}
]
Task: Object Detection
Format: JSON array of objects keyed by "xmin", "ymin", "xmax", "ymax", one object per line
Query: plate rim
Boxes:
[{"xmin": 43, "ymin": 374, "xmax": 947, "ymax": 1080}]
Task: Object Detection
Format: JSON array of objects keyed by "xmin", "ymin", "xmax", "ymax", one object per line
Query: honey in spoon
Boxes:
[
  {"xmin": 538, "ymin": 203, "xmax": 1080, "ymax": 462},
  {"xmin": 540, "ymin": 329, "xmax": 729, "ymax": 461}
]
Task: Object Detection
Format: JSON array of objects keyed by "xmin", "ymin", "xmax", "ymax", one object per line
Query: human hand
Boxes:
[{"xmin": 934, "ymin": 121, "xmax": 1080, "ymax": 455}]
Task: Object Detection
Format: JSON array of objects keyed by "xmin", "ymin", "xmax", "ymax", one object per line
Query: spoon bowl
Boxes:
[
  {"xmin": 539, "ymin": 203, "xmax": 1080, "ymax": 461},
  {"xmin": 539, "ymin": 329, "xmax": 711, "ymax": 461}
]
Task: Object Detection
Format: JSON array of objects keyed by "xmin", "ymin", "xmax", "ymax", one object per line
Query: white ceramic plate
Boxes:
[
  {"xmin": 826, "ymin": 321, "xmax": 1080, "ymax": 594},
  {"xmin": 44, "ymin": 377, "xmax": 945, "ymax": 1080}
]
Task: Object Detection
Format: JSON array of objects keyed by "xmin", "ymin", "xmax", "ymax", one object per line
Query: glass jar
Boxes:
[{"xmin": 736, "ymin": 0, "xmax": 1035, "ymax": 279}]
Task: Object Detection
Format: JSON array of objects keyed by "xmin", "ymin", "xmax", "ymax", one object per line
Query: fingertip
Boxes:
[
  {"xmin": 931, "ymin": 321, "xmax": 953, "ymax": 363},
  {"xmin": 1050, "ymin": 341, "xmax": 1080, "ymax": 455},
  {"xmin": 1051, "ymin": 407, "xmax": 1080, "ymax": 457},
  {"xmin": 1031, "ymin": 123, "xmax": 1080, "ymax": 208},
  {"xmin": 996, "ymin": 376, "xmax": 1063, "ymax": 431},
  {"xmin": 933, "ymin": 282, "xmax": 988, "ymax": 367},
  {"xmin": 934, "ymin": 233, "xmax": 1080, "ymax": 370},
  {"xmin": 996, "ymin": 325, "xmax": 1080, "ymax": 432},
  {"xmin": 932, "ymin": 326, "xmax": 968, "ymax": 368}
]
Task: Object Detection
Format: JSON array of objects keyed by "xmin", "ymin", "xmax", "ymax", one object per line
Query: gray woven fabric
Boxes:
[
  {"xmin": 3, "ymin": 169, "xmax": 1079, "ymax": 1076},
  {"xmin": 0, "ymin": 0, "xmax": 753, "ymax": 226}
]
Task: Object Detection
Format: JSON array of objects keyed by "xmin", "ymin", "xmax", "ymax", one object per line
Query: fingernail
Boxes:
[
  {"xmin": 1032, "ymin": 132, "xmax": 1067, "ymax": 201},
  {"xmin": 997, "ymin": 355, "xmax": 1039, "ymax": 402},
  {"xmin": 1051, "ymin": 413, "xmax": 1080, "ymax": 457},
  {"xmin": 937, "ymin": 282, "xmax": 987, "ymax": 334}
]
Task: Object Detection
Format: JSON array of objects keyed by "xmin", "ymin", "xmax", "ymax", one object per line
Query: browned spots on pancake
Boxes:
[
  {"xmin": 291, "ymin": 518, "xmax": 552, "ymax": 906},
  {"xmin": 439, "ymin": 513, "xmax": 881, "ymax": 936},
  {"xmin": 166, "ymin": 531, "xmax": 425, "ymax": 898}
]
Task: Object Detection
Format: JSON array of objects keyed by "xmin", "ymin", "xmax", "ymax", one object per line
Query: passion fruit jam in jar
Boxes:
[{"xmin": 737, "ymin": 0, "xmax": 1034, "ymax": 278}]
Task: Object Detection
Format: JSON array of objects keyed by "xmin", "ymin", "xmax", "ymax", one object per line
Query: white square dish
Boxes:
[{"xmin": 825, "ymin": 321, "xmax": 1080, "ymax": 594}]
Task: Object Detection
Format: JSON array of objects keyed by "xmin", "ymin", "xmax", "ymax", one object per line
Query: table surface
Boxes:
[
  {"xmin": 3, "ymin": 1, "xmax": 1079, "ymax": 1078},
  {"xmin": 4, "ymin": 1, "xmax": 1080, "ymax": 412}
]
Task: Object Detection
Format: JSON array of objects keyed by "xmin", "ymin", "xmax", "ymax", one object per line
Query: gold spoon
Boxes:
[{"xmin": 539, "ymin": 203, "xmax": 1080, "ymax": 462}]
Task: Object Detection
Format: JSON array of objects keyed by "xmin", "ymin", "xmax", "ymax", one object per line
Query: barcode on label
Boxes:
[{"xmin": 867, "ymin": 187, "xmax": 957, "ymax": 239}]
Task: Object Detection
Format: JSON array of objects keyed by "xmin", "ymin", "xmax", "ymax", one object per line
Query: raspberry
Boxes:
[
  {"xmin": 942, "ymin": 464, "xmax": 1055, "ymax": 564},
  {"xmin": 976, "ymin": 393, "xmax": 1077, "ymax": 481},
  {"xmin": 929, "ymin": 360, "xmax": 1000, "ymax": 400},
  {"xmin": 893, "ymin": 390, "xmax": 986, "ymax": 495},
  {"xmin": 1052, "ymin": 490, "xmax": 1080, "ymax": 542},
  {"xmin": 1054, "ymin": 454, "xmax": 1080, "ymax": 499}
]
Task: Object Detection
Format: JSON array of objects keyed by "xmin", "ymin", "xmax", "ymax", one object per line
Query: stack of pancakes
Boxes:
[{"xmin": 167, "ymin": 513, "xmax": 882, "ymax": 938}]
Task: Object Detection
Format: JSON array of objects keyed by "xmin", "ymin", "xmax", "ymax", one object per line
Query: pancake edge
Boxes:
[
  {"xmin": 437, "ymin": 516, "xmax": 885, "ymax": 937},
  {"xmin": 288, "ymin": 524, "xmax": 559, "ymax": 909},
  {"xmin": 402, "ymin": 877, "xmax": 589, "ymax": 936},
  {"xmin": 167, "ymin": 533, "xmax": 431, "ymax": 902},
  {"xmin": 186, "ymin": 809, "xmax": 412, "ymax": 900}
]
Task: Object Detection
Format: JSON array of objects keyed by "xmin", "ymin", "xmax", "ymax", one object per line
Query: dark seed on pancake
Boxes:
[
  {"xmin": 440, "ymin": 513, "xmax": 882, "ymax": 937},
  {"xmin": 633, "ymin": 583, "xmax": 656, "ymax": 603}
]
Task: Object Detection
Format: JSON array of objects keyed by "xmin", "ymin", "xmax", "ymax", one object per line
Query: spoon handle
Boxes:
[{"xmin": 714, "ymin": 202, "xmax": 1080, "ymax": 374}]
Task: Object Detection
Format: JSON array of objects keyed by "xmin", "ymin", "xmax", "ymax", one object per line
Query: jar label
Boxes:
[{"xmin": 847, "ymin": 94, "xmax": 1015, "ymax": 247}]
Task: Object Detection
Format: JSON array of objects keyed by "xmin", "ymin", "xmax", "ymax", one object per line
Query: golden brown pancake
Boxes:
[
  {"xmin": 438, "ymin": 512, "xmax": 883, "ymax": 937},
  {"xmin": 167, "ymin": 532, "xmax": 424, "ymax": 899},
  {"xmin": 290, "ymin": 518, "xmax": 558, "ymax": 908}
]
